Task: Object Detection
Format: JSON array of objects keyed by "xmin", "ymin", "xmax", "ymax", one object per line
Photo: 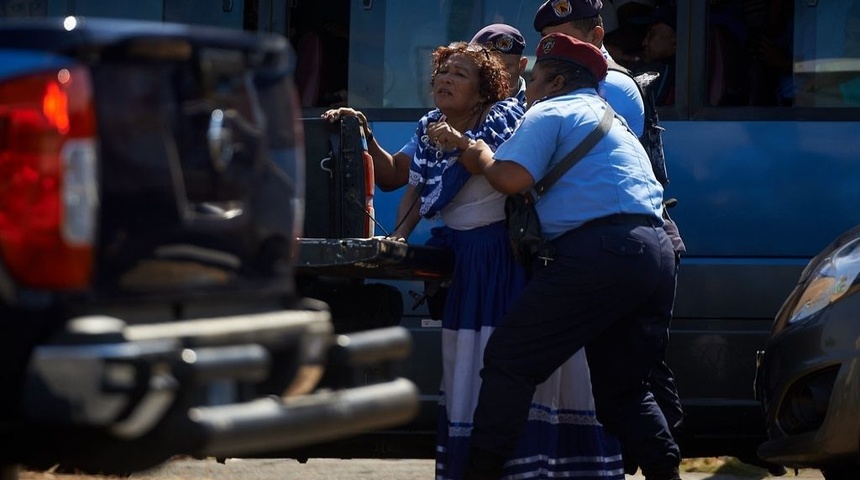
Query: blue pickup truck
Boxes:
[{"xmin": 0, "ymin": 17, "xmax": 418, "ymax": 478}]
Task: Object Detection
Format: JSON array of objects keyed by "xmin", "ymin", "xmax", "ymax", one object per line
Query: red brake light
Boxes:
[
  {"xmin": 43, "ymin": 80, "xmax": 70, "ymax": 134},
  {"xmin": 0, "ymin": 67, "xmax": 98, "ymax": 289},
  {"xmin": 362, "ymin": 150, "xmax": 375, "ymax": 238}
]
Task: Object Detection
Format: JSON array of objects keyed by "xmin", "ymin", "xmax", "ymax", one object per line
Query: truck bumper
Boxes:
[
  {"xmin": 10, "ymin": 310, "xmax": 418, "ymax": 473},
  {"xmin": 189, "ymin": 377, "xmax": 418, "ymax": 457}
]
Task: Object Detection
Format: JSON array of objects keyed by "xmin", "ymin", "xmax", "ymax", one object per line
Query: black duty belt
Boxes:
[{"xmin": 582, "ymin": 213, "xmax": 660, "ymax": 229}]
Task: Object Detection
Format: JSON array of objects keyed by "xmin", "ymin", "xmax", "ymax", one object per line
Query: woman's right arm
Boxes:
[
  {"xmin": 371, "ymin": 145, "xmax": 411, "ymax": 192},
  {"xmin": 389, "ymin": 184, "xmax": 423, "ymax": 241}
]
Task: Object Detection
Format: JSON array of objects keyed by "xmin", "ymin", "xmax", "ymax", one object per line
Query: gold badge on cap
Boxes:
[
  {"xmin": 551, "ymin": 0, "xmax": 572, "ymax": 17},
  {"xmin": 541, "ymin": 37, "xmax": 556, "ymax": 53},
  {"xmin": 496, "ymin": 35, "xmax": 514, "ymax": 52}
]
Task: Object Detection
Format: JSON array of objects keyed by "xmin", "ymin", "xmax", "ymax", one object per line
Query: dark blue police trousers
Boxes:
[{"xmin": 470, "ymin": 214, "xmax": 681, "ymax": 475}]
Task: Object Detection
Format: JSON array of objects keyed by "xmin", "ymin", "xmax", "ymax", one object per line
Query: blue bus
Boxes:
[
  {"xmin": 18, "ymin": 0, "xmax": 860, "ymax": 465},
  {"xmin": 283, "ymin": 0, "xmax": 860, "ymax": 464}
]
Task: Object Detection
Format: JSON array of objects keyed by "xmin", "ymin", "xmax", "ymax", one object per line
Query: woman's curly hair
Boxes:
[{"xmin": 430, "ymin": 41, "xmax": 509, "ymax": 105}]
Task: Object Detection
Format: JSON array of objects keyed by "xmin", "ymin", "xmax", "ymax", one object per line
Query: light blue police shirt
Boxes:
[
  {"xmin": 492, "ymin": 89, "xmax": 664, "ymax": 240},
  {"xmin": 600, "ymin": 47, "xmax": 645, "ymax": 137}
]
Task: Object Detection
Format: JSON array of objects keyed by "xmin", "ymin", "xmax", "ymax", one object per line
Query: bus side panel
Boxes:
[
  {"xmin": 655, "ymin": 119, "xmax": 860, "ymax": 452},
  {"xmin": 664, "ymin": 121, "xmax": 860, "ymax": 257},
  {"xmin": 369, "ymin": 118, "xmax": 860, "ymax": 457},
  {"xmin": 375, "ymin": 120, "xmax": 860, "ymax": 256}
]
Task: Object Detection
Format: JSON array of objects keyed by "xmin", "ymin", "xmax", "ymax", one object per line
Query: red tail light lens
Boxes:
[
  {"xmin": 0, "ymin": 67, "xmax": 98, "ymax": 289},
  {"xmin": 362, "ymin": 150, "xmax": 375, "ymax": 238}
]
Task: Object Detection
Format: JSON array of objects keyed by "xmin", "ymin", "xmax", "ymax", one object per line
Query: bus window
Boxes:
[
  {"xmin": 725, "ymin": 0, "xmax": 793, "ymax": 107},
  {"xmin": 64, "ymin": 0, "xmax": 164, "ymax": 21},
  {"xmin": 288, "ymin": 1, "xmax": 350, "ymax": 108},
  {"xmin": 2, "ymin": 0, "xmax": 248, "ymax": 28},
  {"xmin": 602, "ymin": 0, "xmax": 649, "ymax": 70},
  {"xmin": 345, "ymin": 0, "xmax": 542, "ymax": 109},
  {"xmin": 793, "ymin": 1, "xmax": 860, "ymax": 107},
  {"xmin": 163, "ymin": 0, "xmax": 245, "ymax": 29},
  {"xmin": 706, "ymin": 0, "xmax": 753, "ymax": 106},
  {"xmin": 706, "ymin": 0, "xmax": 860, "ymax": 108},
  {"xmin": 0, "ymin": 0, "xmax": 47, "ymax": 18}
]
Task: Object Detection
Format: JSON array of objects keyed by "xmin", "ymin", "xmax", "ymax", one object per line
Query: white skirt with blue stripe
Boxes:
[{"xmin": 432, "ymin": 222, "xmax": 624, "ymax": 480}]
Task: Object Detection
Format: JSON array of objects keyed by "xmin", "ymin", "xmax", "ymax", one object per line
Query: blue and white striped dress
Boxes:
[{"xmin": 409, "ymin": 98, "xmax": 624, "ymax": 480}]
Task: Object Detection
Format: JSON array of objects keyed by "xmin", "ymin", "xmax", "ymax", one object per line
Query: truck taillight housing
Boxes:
[
  {"xmin": 362, "ymin": 150, "xmax": 375, "ymax": 238},
  {"xmin": 0, "ymin": 67, "xmax": 98, "ymax": 289}
]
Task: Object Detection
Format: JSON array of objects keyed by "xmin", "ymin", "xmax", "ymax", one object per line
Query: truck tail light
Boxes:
[
  {"xmin": 362, "ymin": 149, "xmax": 375, "ymax": 238},
  {"xmin": 0, "ymin": 67, "xmax": 98, "ymax": 289}
]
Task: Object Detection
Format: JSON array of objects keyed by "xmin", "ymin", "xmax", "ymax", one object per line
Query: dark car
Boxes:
[
  {"xmin": 755, "ymin": 223, "xmax": 860, "ymax": 480},
  {"xmin": 0, "ymin": 17, "xmax": 418, "ymax": 479}
]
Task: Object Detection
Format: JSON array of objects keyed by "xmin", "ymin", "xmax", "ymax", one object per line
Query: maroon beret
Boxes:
[
  {"xmin": 470, "ymin": 23, "xmax": 526, "ymax": 56},
  {"xmin": 534, "ymin": 0, "xmax": 603, "ymax": 32},
  {"xmin": 536, "ymin": 33, "xmax": 608, "ymax": 82}
]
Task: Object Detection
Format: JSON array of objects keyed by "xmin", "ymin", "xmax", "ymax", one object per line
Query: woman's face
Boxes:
[
  {"xmin": 431, "ymin": 53, "xmax": 483, "ymax": 114},
  {"xmin": 525, "ymin": 62, "xmax": 556, "ymax": 107}
]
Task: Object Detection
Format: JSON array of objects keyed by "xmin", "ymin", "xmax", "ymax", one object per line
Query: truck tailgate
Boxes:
[{"xmin": 296, "ymin": 237, "xmax": 452, "ymax": 280}]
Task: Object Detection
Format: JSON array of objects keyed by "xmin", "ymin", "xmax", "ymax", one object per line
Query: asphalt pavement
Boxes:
[{"xmin": 129, "ymin": 458, "xmax": 825, "ymax": 480}]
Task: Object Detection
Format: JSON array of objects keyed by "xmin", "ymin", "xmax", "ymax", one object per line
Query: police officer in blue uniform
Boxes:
[
  {"xmin": 457, "ymin": 33, "xmax": 682, "ymax": 480},
  {"xmin": 534, "ymin": 0, "xmax": 645, "ymax": 136},
  {"xmin": 534, "ymin": 2, "xmax": 687, "ymax": 469},
  {"xmin": 469, "ymin": 23, "xmax": 529, "ymax": 106}
]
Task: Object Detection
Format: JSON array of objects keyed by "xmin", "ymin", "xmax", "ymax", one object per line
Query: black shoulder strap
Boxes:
[
  {"xmin": 533, "ymin": 104, "xmax": 615, "ymax": 198},
  {"xmin": 607, "ymin": 58, "xmax": 661, "ymax": 93},
  {"xmin": 606, "ymin": 58, "xmax": 631, "ymax": 76}
]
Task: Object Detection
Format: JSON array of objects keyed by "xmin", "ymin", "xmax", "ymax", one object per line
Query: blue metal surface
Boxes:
[
  {"xmin": 0, "ymin": 50, "xmax": 70, "ymax": 78},
  {"xmin": 366, "ymin": 117, "xmax": 860, "ymax": 458},
  {"xmin": 372, "ymin": 119, "xmax": 860, "ymax": 257},
  {"xmin": 663, "ymin": 121, "xmax": 860, "ymax": 257}
]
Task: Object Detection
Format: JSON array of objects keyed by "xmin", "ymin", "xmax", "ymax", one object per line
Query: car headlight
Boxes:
[{"xmin": 788, "ymin": 236, "xmax": 860, "ymax": 324}]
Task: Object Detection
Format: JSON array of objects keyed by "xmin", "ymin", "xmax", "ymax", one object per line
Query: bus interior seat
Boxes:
[
  {"xmin": 708, "ymin": 29, "xmax": 726, "ymax": 106},
  {"xmin": 707, "ymin": 26, "xmax": 750, "ymax": 106},
  {"xmin": 295, "ymin": 31, "xmax": 323, "ymax": 107}
]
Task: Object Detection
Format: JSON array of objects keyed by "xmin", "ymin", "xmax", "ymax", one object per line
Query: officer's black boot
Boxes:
[
  {"xmin": 623, "ymin": 458, "xmax": 639, "ymax": 476},
  {"xmin": 640, "ymin": 463, "xmax": 682, "ymax": 480},
  {"xmin": 462, "ymin": 447, "xmax": 505, "ymax": 480},
  {"xmin": 621, "ymin": 445, "xmax": 639, "ymax": 475}
]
